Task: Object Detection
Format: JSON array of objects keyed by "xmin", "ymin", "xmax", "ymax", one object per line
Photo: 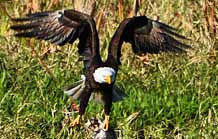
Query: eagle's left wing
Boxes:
[
  {"xmin": 10, "ymin": 10, "xmax": 101, "ymax": 70},
  {"xmin": 107, "ymin": 16, "xmax": 191, "ymax": 65}
]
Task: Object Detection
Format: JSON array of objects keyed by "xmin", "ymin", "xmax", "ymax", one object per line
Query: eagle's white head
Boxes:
[{"xmin": 93, "ymin": 67, "xmax": 116, "ymax": 84}]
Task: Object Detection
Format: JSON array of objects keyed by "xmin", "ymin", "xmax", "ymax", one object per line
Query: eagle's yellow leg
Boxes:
[
  {"xmin": 70, "ymin": 115, "xmax": 81, "ymax": 127},
  {"xmin": 102, "ymin": 115, "xmax": 110, "ymax": 131}
]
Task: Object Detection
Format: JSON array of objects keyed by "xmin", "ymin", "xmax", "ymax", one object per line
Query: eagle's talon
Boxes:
[
  {"xmin": 70, "ymin": 115, "xmax": 81, "ymax": 127},
  {"xmin": 102, "ymin": 115, "xmax": 110, "ymax": 131}
]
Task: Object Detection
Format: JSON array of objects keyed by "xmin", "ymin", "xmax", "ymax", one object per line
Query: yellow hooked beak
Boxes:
[{"xmin": 105, "ymin": 75, "xmax": 112, "ymax": 84}]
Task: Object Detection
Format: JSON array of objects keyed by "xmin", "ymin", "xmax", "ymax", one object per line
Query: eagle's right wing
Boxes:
[{"xmin": 107, "ymin": 16, "xmax": 191, "ymax": 65}]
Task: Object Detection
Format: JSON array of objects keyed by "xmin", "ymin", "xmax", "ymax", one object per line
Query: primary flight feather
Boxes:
[{"xmin": 11, "ymin": 9, "xmax": 190, "ymax": 131}]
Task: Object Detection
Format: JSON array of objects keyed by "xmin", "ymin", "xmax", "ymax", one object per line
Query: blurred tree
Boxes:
[
  {"xmin": 74, "ymin": 0, "xmax": 96, "ymax": 17},
  {"xmin": 203, "ymin": 0, "xmax": 217, "ymax": 65}
]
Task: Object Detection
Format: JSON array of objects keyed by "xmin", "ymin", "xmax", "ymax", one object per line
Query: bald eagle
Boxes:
[{"xmin": 11, "ymin": 9, "xmax": 190, "ymax": 131}]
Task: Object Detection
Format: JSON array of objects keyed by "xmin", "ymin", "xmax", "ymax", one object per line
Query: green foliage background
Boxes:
[{"xmin": 0, "ymin": 0, "xmax": 217, "ymax": 138}]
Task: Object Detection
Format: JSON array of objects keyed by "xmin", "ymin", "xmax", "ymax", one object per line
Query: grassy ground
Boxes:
[{"xmin": 0, "ymin": 0, "xmax": 217, "ymax": 138}]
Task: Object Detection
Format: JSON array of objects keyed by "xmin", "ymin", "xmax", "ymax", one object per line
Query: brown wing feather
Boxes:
[
  {"xmin": 107, "ymin": 16, "xmax": 191, "ymax": 65},
  {"xmin": 11, "ymin": 9, "xmax": 101, "ymax": 70},
  {"xmin": 134, "ymin": 20, "xmax": 190, "ymax": 54}
]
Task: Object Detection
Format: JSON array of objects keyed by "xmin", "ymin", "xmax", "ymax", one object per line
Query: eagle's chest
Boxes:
[{"xmin": 89, "ymin": 89, "xmax": 108, "ymax": 104}]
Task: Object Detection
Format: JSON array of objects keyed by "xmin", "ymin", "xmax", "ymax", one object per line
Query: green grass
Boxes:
[{"xmin": 0, "ymin": 0, "xmax": 218, "ymax": 138}]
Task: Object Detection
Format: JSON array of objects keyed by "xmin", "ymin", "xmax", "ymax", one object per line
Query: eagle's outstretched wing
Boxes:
[
  {"xmin": 11, "ymin": 9, "xmax": 101, "ymax": 70},
  {"xmin": 107, "ymin": 16, "xmax": 191, "ymax": 65}
]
